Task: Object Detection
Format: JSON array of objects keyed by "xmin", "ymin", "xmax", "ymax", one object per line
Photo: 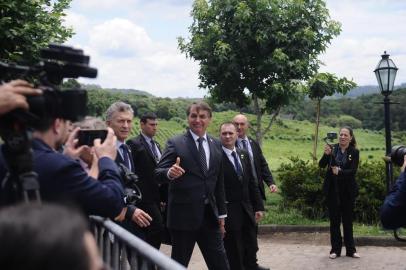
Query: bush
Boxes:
[{"xmin": 278, "ymin": 157, "xmax": 392, "ymax": 224}]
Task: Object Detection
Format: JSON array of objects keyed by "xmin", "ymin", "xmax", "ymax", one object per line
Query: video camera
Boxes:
[
  {"xmin": 0, "ymin": 44, "xmax": 97, "ymax": 127},
  {"xmin": 0, "ymin": 44, "xmax": 97, "ymax": 203},
  {"xmin": 323, "ymin": 132, "xmax": 337, "ymax": 146},
  {"xmin": 117, "ymin": 164, "xmax": 142, "ymax": 205},
  {"xmin": 389, "ymin": 145, "xmax": 406, "ymax": 167}
]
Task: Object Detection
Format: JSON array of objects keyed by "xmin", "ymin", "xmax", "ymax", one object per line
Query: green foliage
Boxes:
[
  {"xmin": 323, "ymin": 114, "xmax": 362, "ymax": 129},
  {"xmin": 283, "ymin": 87, "xmax": 406, "ymax": 132},
  {"xmin": 354, "ymin": 160, "xmax": 388, "ymax": 224},
  {"xmin": 279, "ymin": 157, "xmax": 394, "ymax": 224},
  {"xmin": 0, "ymin": 0, "xmax": 73, "ymax": 63},
  {"xmin": 179, "ymin": 0, "xmax": 341, "ymax": 144}
]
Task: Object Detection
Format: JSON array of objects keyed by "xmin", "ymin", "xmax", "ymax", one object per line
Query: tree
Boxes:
[
  {"xmin": 307, "ymin": 72, "xmax": 356, "ymax": 161},
  {"xmin": 0, "ymin": 0, "xmax": 73, "ymax": 64},
  {"xmin": 178, "ymin": 0, "xmax": 341, "ymax": 145}
]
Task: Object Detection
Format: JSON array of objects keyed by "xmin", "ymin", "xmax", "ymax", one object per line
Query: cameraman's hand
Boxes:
[
  {"xmin": 94, "ymin": 128, "xmax": 117, "ymax": 160},
  {"xmin": 132, "ymin": 208, "xmax": 152, "ymax": 227},
  {"xmin": 0, "ymin": 80, "xmax": 42, "ymax": 115},
  {"xmin": 64, "ymin": 127, "xmax": 89, "ymax": 159},
  {"xmin": 324, "ymin": 144, "xmax": 332, "ymax": 155}
]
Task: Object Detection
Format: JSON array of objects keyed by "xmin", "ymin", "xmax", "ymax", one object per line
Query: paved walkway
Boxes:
[{"xmin": 160, "ymin": 233, "xmax": 406, "ymax": 270}]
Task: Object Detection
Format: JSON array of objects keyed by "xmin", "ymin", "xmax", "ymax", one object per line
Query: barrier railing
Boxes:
[{"xmin": 89, "ymin": 216, "xmax": 186, "ymax": 270}]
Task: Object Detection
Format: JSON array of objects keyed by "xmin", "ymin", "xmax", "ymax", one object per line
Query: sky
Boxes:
[{"xmin": 64, "ymin": 0, "xmax": 406, "ymax": 98}]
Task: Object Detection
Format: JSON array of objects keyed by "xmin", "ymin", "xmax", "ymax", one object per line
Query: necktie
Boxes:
[
  {"xmin": 120, "ymin": 144, "xmax": 131, "ymax": 169},
  {"xmin": 231, "ymin": 151, "xmax": 242, "ymax": 177},
  {"xmin": 197, "ymin": 137, "xmax": 208, "ymax": 175},
  {"xmin": 241, "ymin": 139, "xmax": 248, "ymax": 150},
  {"xmin": 150, "ymin": 139, "xmax": 159, "ymax": 160}
]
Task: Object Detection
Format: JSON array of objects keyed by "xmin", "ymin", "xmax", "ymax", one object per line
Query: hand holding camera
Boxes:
[
  {"xmin": 0, "ymin": 80, "xmax": 42, "ymax": 116},
  {"xmin": 93, "ymin": 128, "xmax": 117, "ymax": 160}
]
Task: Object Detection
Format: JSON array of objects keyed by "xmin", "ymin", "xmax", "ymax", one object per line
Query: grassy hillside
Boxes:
[{"xmin": 129, "ymin": 111, "xmax": 399, "ymax": 170}]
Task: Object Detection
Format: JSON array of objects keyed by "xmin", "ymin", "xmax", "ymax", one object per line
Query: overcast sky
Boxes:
[{"xmin": 65, "ymin": 0, "xmax": 406, "ymax": 98}]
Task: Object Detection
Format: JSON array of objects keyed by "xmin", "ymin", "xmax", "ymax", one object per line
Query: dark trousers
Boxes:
[
  {"xmin": 170, "ymin": 206, "xmax": 230, "ymax": 270},
  {"xmin": 327, "ymin": 190, "xmax": 356, "ymax": 256},
  {"xmin": 138, "ymin": 202, "xmax": 164, "ymax": 250},
  {"xmin": 224, "ymin": 215, "xmax": 258, "ymax": 270}
]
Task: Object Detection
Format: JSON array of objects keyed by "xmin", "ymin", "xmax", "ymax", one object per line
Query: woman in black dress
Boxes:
[{"xmin": 319, "ymin": 126, "xmax": 360, "ymax": 259}]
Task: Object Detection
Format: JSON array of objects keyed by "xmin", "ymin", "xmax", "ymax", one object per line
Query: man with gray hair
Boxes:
[{"xmin": 106, "ymin": 101, "xmax": 152, "ymax": 239}]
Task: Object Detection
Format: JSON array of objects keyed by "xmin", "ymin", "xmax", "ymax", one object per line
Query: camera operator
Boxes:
[
  {"xmin": 0, "ymin": 116, "xmax": 125, "ymax": 220},
  {"xmin": 105, "ymin": 101, "xmax": 152, "ymax": 239},
  {"xmin": 0, "ymin": 80, "xmax": 42, "ymax": 116},
  {"xmin": 380, "ymin": 155, "xmax": 406, "ymax": 229},
  {"xmin": 319, "ymin": 126, "xmax": 360, "ymax": 259}
]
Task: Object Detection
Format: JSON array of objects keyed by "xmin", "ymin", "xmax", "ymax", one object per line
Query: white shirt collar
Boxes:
[
  {"xmin": 222, "ymin": 146, "xmax": 237, "ymax": 155},
  {"xmin": 189, "ymin": 130, "xmax": 207, "ymax": 141}
]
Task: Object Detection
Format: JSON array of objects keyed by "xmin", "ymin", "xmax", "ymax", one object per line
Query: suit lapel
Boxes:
[
  {"xmin": 207, "ymin": 135, "xmax": 217, "ymax": 175},
  {"xmin": 185, "ymin": 131, "xmax": 205, "ymax": 175},
  {"xmin": 140, "ymin": 135, "xmax": 158, "ymax": 164}
]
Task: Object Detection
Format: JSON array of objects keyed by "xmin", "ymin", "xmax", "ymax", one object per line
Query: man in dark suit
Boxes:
[
  {"xmin": 219, "ymin": 122, "xmax": 265, "ymax": 270},
  {"xmin": 0, "ymin": 117, "xmax": 125, "ymax": 220},
  {"xmin": 126, "ymin": 112, "xmax": 164, "ymax": 249},
  {"xmin": 155, "ymin": 101, "xmax": 229, "ymax": 269},
  {"xmin": 106, "ymin": 102, "xmax": 152, "ymax": 237},
  {"xmin": 233, "ymin": 114, "xmax": 277, "ymax": 270}
]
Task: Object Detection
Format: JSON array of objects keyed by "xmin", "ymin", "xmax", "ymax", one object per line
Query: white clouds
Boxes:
[
  {"xmin": 67, "ymin": 0, "xmax": 406, "ymax": 98},
  {"xmin": 320, "ymin": 0, "xmax": 406, "ymax": 86},
  {"xmin": 73, "ymin": 17, "xmax": 201, "ymax": 97},
  {"xmin": 89, "ymin": 19, "xmax": 153, "ymax": 58}
]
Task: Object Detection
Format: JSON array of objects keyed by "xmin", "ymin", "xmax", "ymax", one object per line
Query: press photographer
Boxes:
[
  {"xmin": 0, "ymin": 44, "xmax": 125, "ymax": 220},
  {"xmin": 380, "ymin": 145, "xmax": 406, "ymax": 229},
  {"xmin": 319, "ymin": 127, "xmax": 360, "ymax": 259}
]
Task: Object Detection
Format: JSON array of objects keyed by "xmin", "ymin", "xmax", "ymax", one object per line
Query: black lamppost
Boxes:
[{"xmin": 374, "ymin": 51, "xmax": 398, "ymax": 193}]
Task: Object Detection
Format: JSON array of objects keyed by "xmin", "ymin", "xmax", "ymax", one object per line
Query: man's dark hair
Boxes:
[
  {"xmin": 0, "ymin": 203, "xmax": 91, "ymax": 270},
  {"xmin": 140, "ymin": 112, "xmax": 157, "ymax": 124},
  {"xmin": 186, "ymin": 101, "xmax": 212, "ymax": 118}
]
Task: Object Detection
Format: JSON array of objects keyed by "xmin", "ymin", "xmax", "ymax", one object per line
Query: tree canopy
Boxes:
[
  {"xmin": 179, "ymin": 0, "xmax": 341, "ymax": 144},
  {"xmin": 0, "ymin": 0, "xmax": 73, "ymax": 64}
]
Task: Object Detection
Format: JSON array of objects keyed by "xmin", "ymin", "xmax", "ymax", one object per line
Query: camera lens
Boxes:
[{"xmin": 390, "ymin": 145, "xmax": 406, "ymax": 167}]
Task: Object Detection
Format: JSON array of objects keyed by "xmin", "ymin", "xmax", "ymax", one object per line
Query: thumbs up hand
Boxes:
[{"xmin": 168, "ymin": 157, "xmax": 185, "ymax": 179}]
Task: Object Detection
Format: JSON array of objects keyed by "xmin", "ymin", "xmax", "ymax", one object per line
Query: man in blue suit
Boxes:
[
  {"xmin": 381, "ymin": 155, "xmax": 406, "ymax": 229},
  {"xmin": 0, "ymin": 116, "xmax": 125, "ymax": 220},
  {"xmin": 155, "ymin": 101, "xmax": 229, "ymax": 269}
]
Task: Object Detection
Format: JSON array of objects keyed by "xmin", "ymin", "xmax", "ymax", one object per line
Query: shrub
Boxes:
[{"xmin": 278, "ymin": 157, "xmax": 392, "ymax": 224}]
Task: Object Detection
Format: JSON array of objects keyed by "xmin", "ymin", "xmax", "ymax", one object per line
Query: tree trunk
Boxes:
[
  {"xmin": 253, "ymin": 95, "xmax": 263, "ymax": 146},
  {"xmin": 312, "ymin": 98, "xmax": 321, "ymax": 162}
]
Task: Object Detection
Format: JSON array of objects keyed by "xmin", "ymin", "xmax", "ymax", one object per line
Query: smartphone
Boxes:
[
  {"xmin": 327, "ymin": 132, "xmax": 337, "ymax": 140},
  {"xmin": 77, "ymin": 130, "xmax": 108, "ymax": 146}
]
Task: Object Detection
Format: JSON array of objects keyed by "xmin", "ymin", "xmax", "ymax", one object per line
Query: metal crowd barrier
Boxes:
[{"xmin": 89, "ymin": 216, "xmax": 186, "ymax": 270}]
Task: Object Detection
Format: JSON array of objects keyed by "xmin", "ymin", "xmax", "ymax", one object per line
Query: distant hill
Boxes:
[
  {"xmin": 81, "ymin": 83, "xmax": 154, "ymax": 97},
  {"xmin": 341, "ymin": 83, "xmax": 406, "ymax": 98}
]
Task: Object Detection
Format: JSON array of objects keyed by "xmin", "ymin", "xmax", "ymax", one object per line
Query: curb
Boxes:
[{"xmin": 258, "ymin": 225, "xmax": 406, "ymax": 247}]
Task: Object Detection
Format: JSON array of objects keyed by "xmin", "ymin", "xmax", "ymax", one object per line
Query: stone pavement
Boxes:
[{"xmin": 160, "ymin": 233, "xmax": 406, "ymax": 270}]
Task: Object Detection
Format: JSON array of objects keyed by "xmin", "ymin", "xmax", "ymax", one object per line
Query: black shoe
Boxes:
[{"xmin": 257, "ymin": 266, "xmax": 270, "ymax": 270}]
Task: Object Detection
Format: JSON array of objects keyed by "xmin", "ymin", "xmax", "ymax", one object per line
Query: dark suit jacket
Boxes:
[
  {"xmin": 155, "ymin": 130, "xmax": 226, "ymax": 231},
  {"xmin": 319, "ymin": 144, "xmax": 359, "ymax": 200},
  {"xmin": 381, "ymin": 172, "xmax": 406, "ymax": 229},
  {"xmin": 0, "ymin": 139, "xmax": 124, "ymax": 218},
  {"xmin": 245, "ymin": 137, "xmax": 275, "ymax": 200},
  {"xmin": 223, "ymin": 148, "xmax": 264, "ymax": 231},
  {"xmin": 115, "ymin": 143, "xmax": 135, "ymax": 174},
  {"xmin": 126, "ymin": 134, "xmax": 162, "ymax": 203}
]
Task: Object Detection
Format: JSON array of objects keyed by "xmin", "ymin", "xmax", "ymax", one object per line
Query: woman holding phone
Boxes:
[{"xmin": 319, "ymin": 126, "xmax": 360, "ymax": 259}]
